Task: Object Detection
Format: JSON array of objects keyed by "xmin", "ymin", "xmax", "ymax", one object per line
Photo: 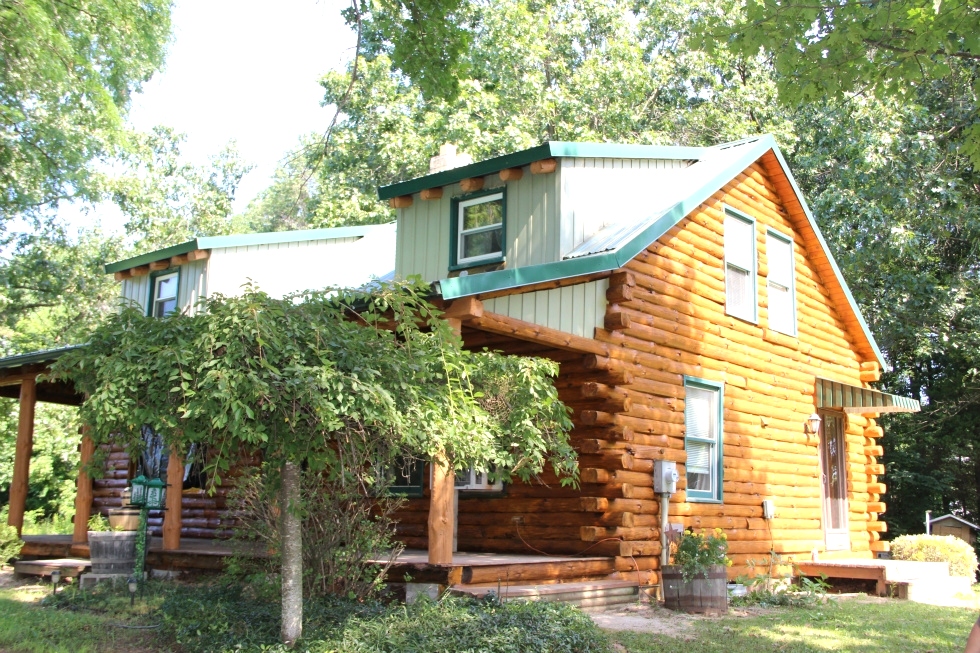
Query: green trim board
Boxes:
[
  {"xmin": 378, "ymin": 141, "xmax": 706, "ymax": 200},
  {"xmin": 815, "ymin": 377, "xmax": 920, "ymax": 414},
  {"xmin": 683, "ymin": 376, "xmax": 724, "ymax": 503},
  {"xmin": 0, "ymin": 345, "xmax": 85, "ymax": 371},
  {"xmin": 105, "ymin": 224, "xmax": 393, "ymax": 273},
  {"xmin": 432, "ymin": 134, "xmax": 887, "ymax": 368}
]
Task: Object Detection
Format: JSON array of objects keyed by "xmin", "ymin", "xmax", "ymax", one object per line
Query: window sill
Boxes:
[
  {"xmin": 449, "ymin": 256, "xmax": 505, "ymax": 272},
  {"xmin": 686, "ymin": 496, "xmax": 723, "ymax": 504}
]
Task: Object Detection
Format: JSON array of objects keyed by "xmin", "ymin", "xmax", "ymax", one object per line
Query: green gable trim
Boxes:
[
  {"xmin": 0, "ymin": 344, "xmax": 85, "ymax": 371},
  {"xmin": 105, "ymin": 225, "xmax": 389, "ymax": 274},
  {"xmin": 378, "ymin": 141, "xmax": 706, "ymax": 201}
]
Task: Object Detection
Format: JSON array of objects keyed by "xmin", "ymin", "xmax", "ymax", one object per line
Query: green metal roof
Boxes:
[
  {"xmin": 105, "ymin": 224, "xmax": 392, "ymax": 273},
  {"xmin": 0, "ymin": 344, "xmax": 85, "ymax": 371},
  {"xmin": 429, "ymin": 135, "xmax": 886, "ymax": 368},
  {"xmin": 377, "ymin": 141, "xmax": 705, "ymax": 200}
]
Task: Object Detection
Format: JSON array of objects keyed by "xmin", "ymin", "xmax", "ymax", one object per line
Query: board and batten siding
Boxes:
[
  {"xmin": 482, "ymin": 280, "xmax": 609, "ymax": 339},
  {"xmin": 559, "ymin": 157, "xmax": 692, "ymax": 259},
  {"xmin": 207, "ymin": 237, "xmax": 360, "ymax": 298},
  {"xmin": 117, "ymin": 258, "xmax": 208, "ymax": 316},
  {"xmin": 395, "ymin": 167, "xmax": 562, "ymax": 283}
]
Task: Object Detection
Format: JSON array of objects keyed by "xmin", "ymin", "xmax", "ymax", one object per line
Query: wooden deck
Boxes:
[
  {"xmin": 377, "ymin": 549, "xmax": 616, "ymax": 586},
  {"xmin": 20, "ymin": 534, "xmax": 245, "ymax": 571}
]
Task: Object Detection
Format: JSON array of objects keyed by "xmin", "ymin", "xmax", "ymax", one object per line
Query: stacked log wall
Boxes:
[{"xmin": 89, "ymin": 443, "xmax": 241, "ymax": 540}]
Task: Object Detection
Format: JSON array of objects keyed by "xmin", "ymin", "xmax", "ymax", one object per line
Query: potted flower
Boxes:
[{"xmin": 662, "ymin": 528, "xmax": 732, "ymax": 614}]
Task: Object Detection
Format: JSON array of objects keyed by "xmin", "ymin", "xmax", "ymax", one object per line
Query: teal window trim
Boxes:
[
  {"xmin": 146, "ymin": 267, "xmax": 181, "ymax": 317},
  {"xmin": 450, "ymin": 187, "xmax": 506, "ymax": 271},
  {"xmin": 766, "ymin": 228, "xmax": 798, "ymax": 337},
  {"xmin": 722, "ymin": 205, "xmax": 758, "ymax": 324},
  {"xmin": 683, "ymin": 376, "xmax": 724, "ymax": 503}
]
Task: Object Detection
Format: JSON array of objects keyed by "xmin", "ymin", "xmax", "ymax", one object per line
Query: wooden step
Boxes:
[
  {"xmin": 14, "ymin": 558, "xmax": 91, "ymax": 578},
  {"xmin": 451, "ymin": 579, "xmax": 639, "ymax": 608}
]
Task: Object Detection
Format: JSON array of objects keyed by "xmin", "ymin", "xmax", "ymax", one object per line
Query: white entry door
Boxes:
[{"xmin": 820, "ymin": 412, "xmax": 851, "ymax": 551}]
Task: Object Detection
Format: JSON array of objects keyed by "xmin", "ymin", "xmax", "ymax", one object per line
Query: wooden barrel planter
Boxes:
[
  {"xmin": 662, "ymin": 564, "xmax": 728, "ymax": 615},
  {"xmin": 88, "ymin": 531, "xmax": 138, "ymax": 575}
]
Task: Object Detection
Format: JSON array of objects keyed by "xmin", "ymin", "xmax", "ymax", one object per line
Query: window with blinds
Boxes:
[
  {"xmin": 724, "ymin": 210, "xmax": 757, "ymax": 322},
  {"xmin": 766, "ymin": 231, "xmax": 796, "ymax": 336},
  {"xmin": 684, "ymin": 378, "xmax": 723, "ymax": 502}
]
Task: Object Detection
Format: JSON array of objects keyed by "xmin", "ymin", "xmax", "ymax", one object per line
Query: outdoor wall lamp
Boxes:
[{"xmin": 805, "ymin": 413, "xmax": 822, "ymax": 435}]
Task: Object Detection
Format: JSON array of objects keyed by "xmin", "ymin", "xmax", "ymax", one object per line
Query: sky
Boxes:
[{"xmin": 77, "ymin": 0, "xmax": 358, "ymax": 233}]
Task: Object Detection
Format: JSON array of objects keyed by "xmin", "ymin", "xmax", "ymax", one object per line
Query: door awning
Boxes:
[{"xmin": 815, "ymin": 377, "xmax": 920, "ymax": 414}]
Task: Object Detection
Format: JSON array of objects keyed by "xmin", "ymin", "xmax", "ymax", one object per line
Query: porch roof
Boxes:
[{"xmin": 0, "ymin": 345, "xmax": 84, "ymax": 405}]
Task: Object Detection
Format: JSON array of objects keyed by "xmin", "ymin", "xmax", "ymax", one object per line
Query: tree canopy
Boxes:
[{"xmin": 0, "ymin": 0, "xmax": 172, "ymax": 225}]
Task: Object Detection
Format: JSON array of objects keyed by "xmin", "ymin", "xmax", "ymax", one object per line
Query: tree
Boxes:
[
  {"xmin": 0, "ymin": 0, "xmax": 172, "ymax": 226},
  {"xmin": 699, "ymin": 0, "xmax": 980, "ymax": 162},
  {"xmin": 249, "ymin": 0, "xmax": 793, "ymax": 229},
  {"xmin": 55, "ymin": 280, "xmax": 576, "ymax": 645}
]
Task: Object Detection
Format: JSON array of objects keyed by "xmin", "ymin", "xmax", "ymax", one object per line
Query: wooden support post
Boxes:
[
  {"xmin": 428, "ymin": 316, "xmax": 461, "ymax": 564},
  {"xmin": 428, "ymin": 452, "xmax": 455, "ymax": 564},
  {"xmin": 8, "ymin": 377, "xmax": 36, "ymax": 535},
  {"xmin": 72, "ymin": 429, "xmax": 95, "ymax": 544},
  {"xmin": 163, "ymin": 444, "xmax": 184, "ymax": 551}
]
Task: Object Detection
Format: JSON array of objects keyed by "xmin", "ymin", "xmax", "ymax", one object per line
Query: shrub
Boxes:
[
  {"xmin": 890, "ymin": 534, "xmax": 979, "ymax": 577},
  {"xmin": 0, "ymin": 513, "xmax": 23, "ymax": 565},
  {"xmin": 159, "ymin": 583, "xmax": 611, "ymax": 653}
]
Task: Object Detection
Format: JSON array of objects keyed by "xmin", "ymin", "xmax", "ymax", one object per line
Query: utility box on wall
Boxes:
[{"xmin": 654, "ymin": 460, "xmax": 679, "ymax": 494}]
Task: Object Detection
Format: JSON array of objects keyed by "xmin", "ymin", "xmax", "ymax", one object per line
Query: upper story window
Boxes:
[
  {"xmin": 453, "ymin": 190, "xmax": 505, "ymax": 268},
  {"xmin": 724, "ymin": 208, "xmax": 757, "ymax": 322},
  {"xmin": 766, "ymin": 230, "xmax": 797, "ymax": 336},
  {"xmin": 150, "ymin": 271, "xmax": 179, "ymax": 317},
  {"xmin": 684, "ymin": 377, "xmax": 723, "ymax": 503}
]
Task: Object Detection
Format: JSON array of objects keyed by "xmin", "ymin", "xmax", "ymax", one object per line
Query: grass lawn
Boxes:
[
  {"xmin": 0, "ymin": 580, "xmax": 170, "ymax": 653},
  {"xmin": 1, "ymin": 574, "xmax": 978, "ymax": 652},
  {"xmin": 610, "ymin": 597, "xmax": 978, "ymax": 653}
]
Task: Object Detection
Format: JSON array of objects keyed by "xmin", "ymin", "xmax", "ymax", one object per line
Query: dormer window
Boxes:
[
  {"xmin": 453, "ymin": 190, "xmax": 505, "ymax": 268},
  {"xmin": 150, "ymin": 271, "xmax": 179, "ymax": 317}
]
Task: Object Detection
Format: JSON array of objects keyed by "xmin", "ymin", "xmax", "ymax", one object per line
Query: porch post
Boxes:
[
  {"xmin": 428, "ymin": 453, "xmax": 455, "ymax": 564},
  {"xmin": 427, "ymin": 316, "xmax": 462, "ymax": 565},
  {"xmin": 8, "ymin": 377, "xmax": 36, "ymax": 535},
  {"xmin": 72, "ymin": 428, "xmax": 95, "ymax": 544},
  {"xmin": 163, "ymin": 444, "xmax": 183, "ymax": 550}
]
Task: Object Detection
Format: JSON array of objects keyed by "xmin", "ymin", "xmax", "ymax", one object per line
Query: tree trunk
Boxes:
[{"xmin": 280, "ymin": 461, "xmax": 302, "ymax": 647}]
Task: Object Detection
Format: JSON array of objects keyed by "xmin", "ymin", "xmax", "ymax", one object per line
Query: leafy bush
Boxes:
[
  {"xmin": 671, "ymin": 528, "xmax": 731, "ymax": 581},
  {"xmin": 0, "ymin": 507, "xmax": 23, "ymax": 564},
  {"xmin": 890, "ymin": 534, "xmax": 979, "ymax": 577},
  {"xmin": 159, "ymin": 583, "xmax": 611, "ymax": 653}
]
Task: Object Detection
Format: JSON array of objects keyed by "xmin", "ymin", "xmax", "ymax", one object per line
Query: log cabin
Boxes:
[
  {"xmin": 7, "ymin": 135, "xmax": 920, "ymax": 593},
  {"xmin": 3, "ymin": 224, "xmax": 395, "ymax": 557},
  {"xmin": 378, "ymin": 135, "xmax": 919, "ymax": 586}
]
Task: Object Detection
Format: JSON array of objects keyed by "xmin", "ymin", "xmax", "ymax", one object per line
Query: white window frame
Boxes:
[
  {"xmin": 454, "ymin": 466, "xmax": 503, "ymax": 491},
  {"xmin": 150, "ymin": 271, "xmax": 179, "ymax": 318},
  {"xmin": 456, "ymin": 192, "xmax": 504, "ymax": 266},
  {"xmin": 766, "ymin": 229, "xmax": 797, "ymax": 336},
  {"xmin": 723, "ymin": 207, "xmax": 758, "ymax": 323},
  {"xmin": 684, "ymin": 377, "xmax": 724, "ymax": 503}
]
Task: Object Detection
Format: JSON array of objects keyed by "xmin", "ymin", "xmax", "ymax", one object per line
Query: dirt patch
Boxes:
[
  {"xmin": 0, "ymin": 568, "xmax": 36, "ymax": 590},
  {"xmin": 590, "ymin": 601, "xmax": 775, "ymax": 635}
]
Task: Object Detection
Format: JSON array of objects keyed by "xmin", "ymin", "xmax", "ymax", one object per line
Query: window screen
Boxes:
[
  {"xmin": 724, "ymin": 211, "xmax": 757, "ymax": 321},
  {"xmin": 766, "ymin": 232, "xmax": 796, "ymax": 335}
]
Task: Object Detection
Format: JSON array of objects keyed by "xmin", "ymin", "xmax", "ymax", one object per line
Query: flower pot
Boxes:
[
  {"xmin": 87, "ymin": 531, "xmax": 138, "ymax": 575},
  {"xmin": 107, "ymin": 508, "xmax": 140, "ymax": 531},
  {"xmin": 662, "ymin": 564, "xmax": 728, "ymax": 614}
]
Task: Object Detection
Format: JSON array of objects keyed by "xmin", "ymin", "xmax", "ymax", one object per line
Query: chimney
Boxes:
[{"xmin": 429, "ymin": 143, "xmax": 473, "ymax": 174}]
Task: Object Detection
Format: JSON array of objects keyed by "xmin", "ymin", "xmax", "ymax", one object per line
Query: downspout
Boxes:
[{"xmin": 660, "ymin": 491, "xmax": 671, "ymax": 570}]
